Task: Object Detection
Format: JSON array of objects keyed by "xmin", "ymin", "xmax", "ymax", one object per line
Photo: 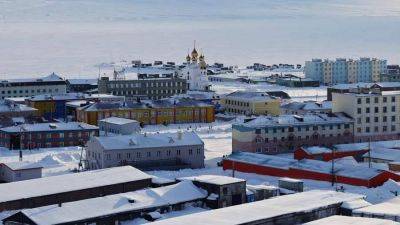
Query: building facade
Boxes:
[
  {"xmin": 380, "ymin": 65, "xmax": 400, "ymax": 82},
  {"xmin": 305, "ymin": 58, "xmax": 387, "ymax": 85},
  {"xmin": 98, "ymin": 75, "xmax": 187, "ymax": 101},
  {"xmin": 76, "ymin": 98, "xmax": 215, "ymax": 126},
  {"xmin": 0, "ymin": 162, "xmax": 42, "ymax": 183},
  {"xmin": 0, "ymin": 73, "xmax": 67, "ymax": 100},
  {"xmin": 332, "ymin": 87, "xmax": 400, "ymax": 142},
  {"xmin": 86, "ymin": 132, "xmax": 204, "ymax": 170},
  {"xmin": 232, "ymin": 113, "xmax": 354, "ymax": 154},
  {"xmin": 0, "ymin": 122, "xmax": 98, "ymax": 150},
  {"xmin": 222, "ymin": 91, "xmax": 280, "ymax": 116}
]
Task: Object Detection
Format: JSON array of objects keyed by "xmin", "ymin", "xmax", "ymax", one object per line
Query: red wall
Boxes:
[{"xmin": 294, "ymin": 147, "xmax": 369, "ymax": 162}]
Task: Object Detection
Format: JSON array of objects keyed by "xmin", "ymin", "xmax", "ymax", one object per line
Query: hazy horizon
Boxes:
[{"xmin": 0, "ymin": 0, "xmax": 399, "ymax": 78}]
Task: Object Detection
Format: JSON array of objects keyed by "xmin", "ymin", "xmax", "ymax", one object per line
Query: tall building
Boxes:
[
  {"xmin": 305, "ymin": 58, "xmax": 387, "ymax": 85},
  {"xmin": 178, "ymin": 46, "xmax": 211, "ymax": 91},
  {"xmin": 332, "ymin": 87, "xmax": 400, "ymax": 142},
  {"xmin": 0, "ymin": 73, "xmax": 67, "ymax": 99}
]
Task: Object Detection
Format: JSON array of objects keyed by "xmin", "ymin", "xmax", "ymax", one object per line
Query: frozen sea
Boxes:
[{"xmin": 0, "ymin": 0, "xmax": 399, "ymax": 78}]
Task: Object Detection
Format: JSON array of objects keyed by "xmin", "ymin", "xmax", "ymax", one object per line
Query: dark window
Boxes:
[{"xmin": 357, "ymin": 98, "xmax": 362, "ymax": 104}]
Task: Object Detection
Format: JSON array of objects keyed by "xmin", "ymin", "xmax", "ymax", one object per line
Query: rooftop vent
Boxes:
[{"xmin": 49, "ymin": 123, "xmax": 57, "ymax": 129}]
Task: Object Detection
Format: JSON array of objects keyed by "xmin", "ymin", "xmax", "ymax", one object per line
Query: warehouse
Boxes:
[
  {"xmin": 223, "ymin": 152, "xmax": 400, "ymax": 187},
  {"xmin": 0, "ymin": 166, "xmax": 152, "ymax": 211},
  {"xmin": 148, "ymin": 190, "xmax": 363, "ymax": 225},
  {"xmin": 2, "ymin": 181, "xmax": 206, "ymax": 225}
]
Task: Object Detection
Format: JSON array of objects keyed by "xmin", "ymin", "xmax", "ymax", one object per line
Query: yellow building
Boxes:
[
  {"xmin": 221, "ymin": 91, "xmax": 281, "ymax": 116},
  {"xmin": 76, "ymin": 99, "xmax": 215, "ymax": 126}
]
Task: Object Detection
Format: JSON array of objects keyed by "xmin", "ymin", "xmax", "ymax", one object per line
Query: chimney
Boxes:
[{"xmin": 19, "ymin": 150, "xmax": 22, "ymax": 162}]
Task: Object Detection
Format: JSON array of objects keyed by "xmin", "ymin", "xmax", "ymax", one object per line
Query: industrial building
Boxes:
[{"xmin": 0, "ymin": 166, "xmax": 152, "ymax": 211}]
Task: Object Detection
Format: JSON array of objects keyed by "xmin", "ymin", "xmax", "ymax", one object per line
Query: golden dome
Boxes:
[
  {"xmin": 191, "ymin": 48, "xmax": 198, "ymax": 60},
  {"xmin": 186, "ymin": 54, "xmax": 191, "ymax": 62}
]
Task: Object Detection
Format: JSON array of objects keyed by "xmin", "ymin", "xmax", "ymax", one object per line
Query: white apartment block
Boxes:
[
  {"xmin": 332, "ymin": 88, "xmax": 400, "ymax": 142},
  {"xmin": 0, "ymin": 73, "xmax": 67, "ymax": 99}
]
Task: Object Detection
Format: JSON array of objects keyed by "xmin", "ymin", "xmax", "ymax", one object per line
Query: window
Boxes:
[
  {"xmin": 366, "ymin": 127, "xmax": 370, "ymax": 133},
  {"xmin": 391, "ymin": 125, "xmax": 396, "ymax": 131},
  {"xmin": 106, "ymin": 154, "xmax": 111, "ymax": 160},
  {"xmin": 374, "ymin": 107, "xmax": 379, "ymax": 113},
  {"xmin": 366, "ymin": 117, "xmax": 370, "ymax": 123},
  {"xmin": 383, "ymin": 126, "xmax": 387, "ymax": 132},
  {"xmin": 392, "ymin": 106, "xmax": 396, "ymax": 112},
  {"xmin": 366, "ymin": 107, "xmax": 370, "ymax": 113},
  {"xmin": 392, "ymin": 116, "xmax": 396, "ymax": 122},
  {"xmin": 383, "ymin": 116, "xmax": 387, "ymax": 122},
  {"xmin": 357, "ymin": 118, "xmax": 361, "ymax": 124},
  {"xmin": 147, "ymin": 152, "xmax": 151, "ymax": 157},
  {"xmin": 383, "ymin": 107, "xmax": 387, "ymax": 113},
  {"xmin": 189, "ymin": 149, "xmax": 193, "ymax": 155},
  {"xmin": 374, "ymin": 97, "xmax": 379, "ymax": 103},
  {"xmin": 357, "ymin": 108, "xmax": 362, "ymax": 114},
  {"xmin": 374, "ymin": 126, "xmax": 379, "ymax": 132},
  {"xmin": 357, "ymin": 98, "xmax": 361, "ymax": 104},
  {"xmin": 392, "ymin": 96, "xmax": 396, "ymax": 102},
  {"xmin": 383, "ymin": 97, "xmax": 387, "ymax": 103},
  {"xmin": 126, "ymin": 153, "xmax": 131, "ymax": 159},
  {"xmin": 136, "ymin": 152, "xmax": 141, "ymax": 158},
  {"xmin": 366, "ymin": 98, "xmax": 370, "ymax": 104},
  {"xmin": 374, "ymin": 117, "xmax": 379, "ymax": 122}
]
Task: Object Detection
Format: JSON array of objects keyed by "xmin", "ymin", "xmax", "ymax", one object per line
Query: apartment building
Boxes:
[
  {"xmin": 86, "ymin": 131, "xmax": 204, "ymax": 170},
  {"xmin": 232, "ymin": 113, "xmax": 354, "ymax": 154},
  {"xmin": 98, "ymin": 75, "xmax": 187, "ymax": 100},
  {"xmin": 380, "ymin": 65, "xmax": 400, "ymax": 82},
  {"xmin": 222, "ymin": 91, "xmax": 280, "ymax": 116},
  {"xmin": 76, "ymin": 98, "xmax": 215, "ymax": 126},
  {"xmin": 332, "ymin": 87, "xmax": 400, "ymax": 142},
  {"xmin": 327, "ymin": 82, "xmax": 400, "ymax": 101},
  {"xmin": 0, "ymin": 73, "xmax": 67, "ymax": 99},
  {"xmin": 0, "ymin": 122, "xmax": 98, "ymax": 150},
  {"xmin": 305, "ymin": 58, "xmax": 387, "ymax": 85}
]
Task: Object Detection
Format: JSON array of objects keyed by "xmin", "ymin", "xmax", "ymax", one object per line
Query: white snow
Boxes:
[
  {"xmin": 304, "ymin": 215, "xmax": 399, "ymax": 225},
  {"xmin": 179, "ymin": 175, "xmax": 245, "ymax": 186},
  {"xmin": 0, "ymin": 166, "xmax": 151, "ymax": 203},
  {"xmin": 353, "ymin": 197, "xmax": 400, "ymax": 221}
]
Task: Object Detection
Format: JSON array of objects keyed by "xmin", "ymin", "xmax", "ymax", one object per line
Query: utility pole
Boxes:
[
  {"xmin": 331, "ymin": 146, "xmax": 336, "ymax": 187},
  {"xmin": 232, "ymin": 160, "xmax": 235, "ymax": 178},
  {"xmin": 368, "ymin": 137, "xmax": 372, "ymax": 168}
]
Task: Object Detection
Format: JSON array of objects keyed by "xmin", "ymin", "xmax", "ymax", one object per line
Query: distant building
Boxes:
[
  {"xmin": 276, "ymin": 77, "xmax": 319, "ymax": 87},
  {"xmin": 0, "ymin": 101, "xmax": 38, "ymax": 127},
  {"xmin": 66, "ymin": 78, "xmax": 98, "ymax": 93},
  {"xmin": 98, "ymin": 117, "xmax": 140, "ymax": 135},
  {"xmin": 327, "ymin": 82, "xmax": 400, "ymax": 101},
  {"xmin": 281, "ymin": 101, "xmax": 332, "ymax": 115},
  {"xmin": 0, "ymin": 166, "xmax": 152, "ymax": 212},
  {"xmin": 178, "ymin": 175, "xmax": 246, "ymax": 209},
  {"xmin": 380, "ymin": 65, "xmax": 400, "ymax": 82},
  {"xmin": 26, "ymin": 93, "xmax": 124, "ymax": 120},
  {"xmin": 76, "ymin": 98, "xmax": 215, "ymax": 126},
  {"xmin": 332, "ymin": 87, "xmax": 400, "ymax": 142},
  {"xmin": 0, "ymin": 122, "xmax": 98, "ymax": 150},
  {"xmin": 0, "ymin": 162, "xmax": 42, "ymax": 183},
  {"xmin": 0, "ymin": 73, "xmax": 67, "ymax": 100},
  {"xmin": 222, "ymin": 91, "xmax": 281, "ymax": 116},
  {"xmin": 98, "ymin": 73, "xmax": 187, "ymax": 101},
  {"xmin": 232, "ymin": 113, "xmax": 354, "ymax": 154},
  {"xmin": 86, "ymin": 131, "xmax": 204, "ymax": 170},
  {"xmin": 305, "ymin": 58, "xmax": 387, "ymax": 85},
  {"xmin": 178, "ymin": 46, "xmax": 211, "ymax": 91}
]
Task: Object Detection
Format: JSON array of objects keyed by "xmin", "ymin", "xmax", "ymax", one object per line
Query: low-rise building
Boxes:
[
  {"xmin": 327, "ymin": 82, "xmax": 400, "ymax": 101},
  {"xmin": 332, "ymin": 87, "xmax": 400, "ymax": 142},
  {"xmin": 76, "ymin": 98, "xmax": 215, "ymax": 126},
  {"xmin": 0, "ymin": 73, "xmax": 67, "ymax": 100},
  {"xmin": 352, "ymin": 196, "xmax": 400, "ymax": 222},
  {"xmin": 2, "ymin": 181, "xmax": 206, "ymax": 225},
  {"xmin": 147, "ymin": 190, "xmax": 363, "ymax": 225},
  {"xmin": 276, "ymin": 77, "xmax": 319, "ymax": 87},
  {"xmin": 86, "ymin": 131, "xmax": 204, "ymax": 170},
  {"xmin": 26, "ymin": 93, "xmax": 124, "ymax": 120},
  {"xmin": 0, "ymin": 162, "xmax": 42, "ymax": 183},
  {"xmin": 0, "ymin": 122, "xmax": 98, "ymax": 150},
  {"xmin": 281, "ymin": 101, "xmax": 332, "ymax": 115},
  {"xmin": 66, "ymin": 78, "xmax": 98, "ymax": 93},
  {"xmin": 99, "ymin": 117, "xmax": 140, "ymax": 135},
  {"xmin": 0, "ymin": 166, "xmax": 152, "ymax": 211},
  {"xmin": 178, "ymin": 175, "xmax": 246, "ymax": 209},
  {"xmin": 232, "ymin": 113, "xmax": 354, "ymax": 154},
  {"xmin": 222, "ymin": 91, "xmax": 281, "ymax": 116}
]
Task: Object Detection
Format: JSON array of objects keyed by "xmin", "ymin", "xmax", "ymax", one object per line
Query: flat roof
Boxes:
[
  {"xmin": 353, "ymin": 196, "xmax": 400, "ymax": 218},
  {"xmin": 93, "ymin": 131, "xmax": 203, "ymax": 150},
  {"xmin": 304, "ymin": 216, "xmax": 399, "ymax": 225},
  {"xmin": 0, "ymin": 102, "xmax": 37, "ymax": 113},
  {"xmin": 224, "ymin": 91, "xmax": 277, "ymax": 101},
  {"xmin": 0, "ymin": 166, "xmax": 152, "ymax": 203},
  {"xmin": 178, "ymin": 175, "xmax": 245, "ymax": 186},
  {"xmin": 149, "ymin": 190, "xmax": 363, "ymax": 225},
  {"xmin": 13, "ymin": 181, "xmax": 205, "ymax": 225},
  {"xmin": 0, "ymin": 122, "xmax": 98, "ymax": 133},
  {"xmin": 99, "ymin": 116, "xmax": 138, "ymax": 125},
  {"xmin": 1, "ymin": 161, "xmax": 43, "ymax": 171}
]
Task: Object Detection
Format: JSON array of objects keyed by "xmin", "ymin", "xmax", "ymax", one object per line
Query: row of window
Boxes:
[
  {"xmin": 109, "ymin": 81, "xmax": 184, "ymax": 88},
  {"xmin": 357, "ymin": 96, "xmax": 396, "ymax": 104},
  {"xmin": 356, "ymin": 125, "xmax": 396, "ymax": 133},
  {"xmin": 0, "ymin": 88, "xmax": 60, "ymax": 95},
  {"xmin": 255, "ymin": 133, "xmax": 347, "ymax": 143},
  {"xmin": 357, "ymin": 106, "xmax": 396, "ymax": 114},
  {"xmin": 357, "ymin": 115, "xmax": 396, "ymax": 124},
  {"xmin": 254, "ymin": 124, "xmax": 350, "ymax": 134},
  {"xmin": 225, "ymin": 99, "xmax": 250, "ymax": 107}
]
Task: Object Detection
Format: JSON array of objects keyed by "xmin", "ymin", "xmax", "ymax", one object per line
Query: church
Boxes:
[{"xmin": 179, "ymin": 45, "xmax": 211, "ymax": 92}]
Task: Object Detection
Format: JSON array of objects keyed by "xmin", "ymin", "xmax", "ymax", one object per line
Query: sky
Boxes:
[{"xmin": 0, "ymin": 0, "xmax": 399, "ymax": 78}]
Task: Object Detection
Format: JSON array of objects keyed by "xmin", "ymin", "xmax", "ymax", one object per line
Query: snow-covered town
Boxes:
[{"xmin": 1, "ymin": 1, "xmax": 400, "ymax": 225}]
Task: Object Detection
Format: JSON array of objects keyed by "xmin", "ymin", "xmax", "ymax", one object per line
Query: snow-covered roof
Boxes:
[
  {"xmin": 0, "ymin": 166, "xmax": 151, "ymax": 203},
  {"xmin": 93, "ymin": 131, "xmax": 203, "ymax": 150},
  {"xmin": 27, "ymin": 93, "xmax": 121, "ymax": 102},
  {"xmin": 353, "ymin": 196, "xmax": 400, "ymax": 218},
  {"xmin": 99, "ymin": 116, "xmax": 139, "ymax": 125},
  {"xmin": 363, "ymin": 148, "xmax": 400, "ymax": 162},
  {"xmin": 341, "ymin": 199, "xmax": 372, "ymax": 210},
  {"xmin": 334, "ymin": 140, "xmax": 400, "ymax": 152},
  {"xmin": 331, "ymin": 82, "xmax": 400, "ymax": 90},
  {"xmin": 304, "ymin": 215, "xmax": 398, "ymax": 225},
  {"xmin": 13, "ymin": 181, "xmax": 205, "ymax": 225},
  {"xmin": 227, "ymin": 152, "xmax": 388, "ymax": 180},
  {"xmin": 67, "ymin": 78, "xmax": 97, "ymax": 85},
  {"xmin": 0, "ymin": 73, "xmax": 65, "ymax": 84},
  {"xmin": 149, "ymin": 190, "xmax": 363, "ymax": 225},
  {"xmin": 236, "ymin": 112, "xmax": 352, "ymax": 128},
  {"xmin": 301, "ymin": 146, "xmax": 333, "ymax": 154},
  {"xmin": 1, "ymin": 161, "xmax": 43, "ymax": 171},
  {"xmin": 0, "ymin": 122, "xmax": 98, "ymax": 133},
  {"xmin": 0, "ymin": 102, "xmax": 37, "ymax": 113},
  {"xmin": 224, "ymin": 91, "xmax": 277, "ymax": 101},
  {"xmin": 178, "ymin": 175, "xmax": 245, "ymax": 186}
]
